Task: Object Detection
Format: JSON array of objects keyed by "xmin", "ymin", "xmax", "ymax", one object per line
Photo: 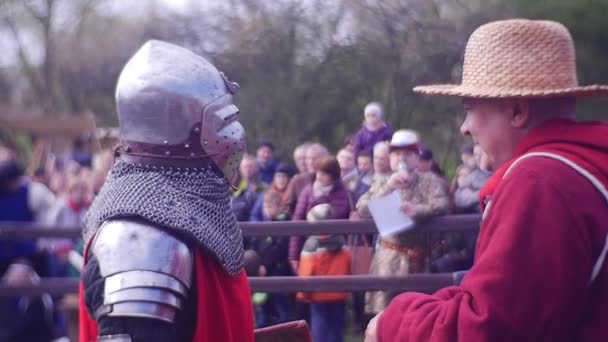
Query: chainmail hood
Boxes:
[{"xmin": 84, "ymin": 160, "xmax": 244, "ymax": 275}]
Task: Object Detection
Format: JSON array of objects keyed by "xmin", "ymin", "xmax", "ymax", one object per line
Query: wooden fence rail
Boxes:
[
  {"xmin": 0, "ymin": 215, "xmax": 480, "ymax": 297},
  {"xmin": 0, "ymin": 214, "xmax": 480, "ymax": 239}
]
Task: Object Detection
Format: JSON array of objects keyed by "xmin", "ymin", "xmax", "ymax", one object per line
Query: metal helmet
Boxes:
[{"xmin": 115, "ymin": 40, "xmax": 245, "ymax": 185}]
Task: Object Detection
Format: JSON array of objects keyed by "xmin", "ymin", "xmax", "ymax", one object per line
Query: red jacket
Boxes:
[
  {"xmin": 79, "ymin": 248, "xmax": 254, "ymax": 342},
  {"xmin": 378, "ymin": 119, "xmax": 608, "ymax": 342}
]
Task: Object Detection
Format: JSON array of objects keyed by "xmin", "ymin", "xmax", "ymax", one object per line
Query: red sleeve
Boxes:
[{"xmin": 378, "ymin": 161, "xmax": 594, "ymax": 342}]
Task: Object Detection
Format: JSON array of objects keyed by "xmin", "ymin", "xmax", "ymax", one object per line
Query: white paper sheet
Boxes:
[{"xmin": 367, "ymin": 191, "xmax": 414, "ymax": 238}]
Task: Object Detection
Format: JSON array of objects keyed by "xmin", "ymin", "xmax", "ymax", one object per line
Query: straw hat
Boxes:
[{"xmin": 414, "ymin": 19, "xmax": 608, "ymax": 98}]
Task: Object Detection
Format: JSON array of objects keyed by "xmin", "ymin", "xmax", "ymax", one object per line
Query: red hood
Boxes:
[
  {"xmin": 516, "ymin": 119, "xmax": 608, "ymax": 184},
  {"xmin": 480, "ymin": 119, "xmax": 608, "ymax": 209}
]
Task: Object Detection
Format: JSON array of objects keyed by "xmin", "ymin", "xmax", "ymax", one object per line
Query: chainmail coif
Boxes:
[{"xmin": 84, "ymin": 160, "xmax": 244, "ymax": 275}]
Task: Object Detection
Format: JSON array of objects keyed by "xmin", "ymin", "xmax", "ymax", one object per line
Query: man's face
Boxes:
[
  {"xmin": 461, "ymin": 98, "xmax": 514, "ymax": 171},
  {"xmin": 389, "ymin": 149, "xmax": 419, "ymax": 171},
  {"xmin": 306, "ymin": 147, "xmax": 326, "ymax": 174},
  {"xmin": 337, "ymin": 150, "xmax": 356, "ymax": 172},
  {"xmin": 294, "ymin": 148, "xmax": 307, "ymax": 174},
  {"xmin": 239, "ymin": 158, "xmax": 258, "ymax": 180},
  {"xmin": 357, "ymin": 155, "xmax": 373, "ymax": 174},
  {"xmin": 256, "ymin": 146, "xmax": 273, "ymax": 165},
  {"xmin": 373, "ymin": 151, "xmax": 390, "ymax": 173}
]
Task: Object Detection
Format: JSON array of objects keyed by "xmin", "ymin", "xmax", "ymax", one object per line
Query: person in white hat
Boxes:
[
  {"xmin": 363, "ymin": 129, "xmax": 450, "ymax": 317},
  {"xmin": 351, "ymin": 102, "xmax": 393, "ymax": 157},
  {"xmin": 366, "ymin": 19, "xmax": 608, "ymax": 342}
]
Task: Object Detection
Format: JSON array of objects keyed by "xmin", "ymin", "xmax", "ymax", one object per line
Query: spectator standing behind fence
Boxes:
[
  {"xmin": 243, "ymin": 249, "xmax": 269, "ymax": 329},
  {"xmin": 256, "ymin": 140, "xmax": 278, "ymax": 186},
  {"xmin": 41, "ymin": 176, "xmax": 90, "ymax": 277},
  {"xmin": 247, "ymin": 191, "xmax": 292, "ymax": 327},
  {"xmin": 0, "ymin": 148, "xmax": 55, "ymax": 276},
  {"xmin": 454, "ymin": 144, "xmax": 492, "ymax": 213},
  {"xmin": 351, "ymin": 102, "xmax": 392, "ymax": 157},
  {"xmin": 283, "ymin": 143, "xmax": 329, "ymax": 216},
  {"xmin": 418, "ymin": 145, "xmax": 445, "ymax": 178},
  {"xmin": 0, "ymin": 262, "xmax": 55, "ymax": 341},
  {"xmin": 250, "ymin": 163, "xmax": 295, "ymax": 222},
  {"xmin": 293, "ymin": 142, "xmax": 312, "ymax": 175},
  {"xmin": 350, "ymin": 150, "xmax": 375, "ymax": 205},
  {"xmin": 365, "ymin": 130, "xmax": 449, "ymax": 315},
  {"xmin": 449, "ymin": 143, "xmax": 475, "ymax": 199},
  {"xmin": 297, "ymin": 204, "xmax": 351, "ymax": 342},
  {"xmin": 350, "ymin": 141, "xmax": 392, "ymax": 332},
  {"xmin": 354, "ymin": 142, "xmax": 392, "ymax": 219},
  {"xmin": 337, "ymin": 148, "xmax": 359, "ymax": 193},
  {"xmin": 356, "ymin": 150, "xmax": 374, "ymax": 186},
  {"xmin": 289, "ymin": 156, "xmax": 351, "ymax": 273},
  {"xmin": 232, "ymin": 154, "xmax": 264, "ymax": 221}
]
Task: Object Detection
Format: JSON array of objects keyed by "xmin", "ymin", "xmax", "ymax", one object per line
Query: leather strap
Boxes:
[{"xmin": 114, "ymin": 123, "xmax": 218, "ymax": 171}]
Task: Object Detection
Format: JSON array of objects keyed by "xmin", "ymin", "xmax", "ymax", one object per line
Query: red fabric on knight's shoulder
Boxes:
[
  {"xmin": 377, "ymin": 119, "xmax": 608, "ymax": 342},
  {"xmin": 78, "ymin": 248, "xmax": 254, "ymax": 342}
]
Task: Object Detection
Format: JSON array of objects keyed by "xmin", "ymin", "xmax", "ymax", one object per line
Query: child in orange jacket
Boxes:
[{"xmin": 297, "ymin": 204, "xmax": 351, "ymax": 342}]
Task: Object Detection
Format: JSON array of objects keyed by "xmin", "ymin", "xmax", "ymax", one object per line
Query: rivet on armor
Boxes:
[
  {"xmin": 163, "ymin": 140, "xmax": 169, "ymax": 145},
  {"xmin": 190, "ymin": 152, "xmax": 196, "ymax": 157},
  {"xmin": 165, "ymin": 151, "xmax": 171, "ymax": 156},
  {"xmin": 184, "ymin": 144, "xmax": 190, "ymax": 148},
  {"xmin": 203, "ymin": 140, "xmax": 208, "ymax": 145},
  {"xmin": 193, "ymin": 126, "xmax": 201, "ymax": 133}
]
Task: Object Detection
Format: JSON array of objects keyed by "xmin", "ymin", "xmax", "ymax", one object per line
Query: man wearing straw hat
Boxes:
[{"xmin": 365, "ymin": 19, "xmax": 608, "ymax": 342}]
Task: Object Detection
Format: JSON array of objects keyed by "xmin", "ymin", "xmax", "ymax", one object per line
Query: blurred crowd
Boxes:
[
  {"xmin": 235, "ymin": 102, "xmax": 490, "ymax": 341},
  {"xmin": 0, "ymin": 143, "xmax": 113, "ymax": 341},
  {"xmin": 0, "ymin": 102, "xmax": 489, "ymax": 341}
]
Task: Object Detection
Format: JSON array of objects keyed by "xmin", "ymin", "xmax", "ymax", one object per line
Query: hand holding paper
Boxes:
[{"xmin": 367, "ymin": 191, "xmax": 415, "ymax": 238}]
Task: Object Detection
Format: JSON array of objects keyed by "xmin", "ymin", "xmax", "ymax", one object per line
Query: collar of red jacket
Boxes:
[{"xmin": 479, "ymin": 118, "xmax": 608, "ymax": 211}]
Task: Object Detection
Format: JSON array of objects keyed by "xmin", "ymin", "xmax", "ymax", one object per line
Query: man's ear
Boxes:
[{"xmin": 510, "ymin": 99, "xmax": 530, "ymax": 128}]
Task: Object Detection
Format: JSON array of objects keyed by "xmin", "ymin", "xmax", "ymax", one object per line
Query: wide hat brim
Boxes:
[{"xmin": 413, "ymin": 84, "xmax": 608, "ymax": 98}]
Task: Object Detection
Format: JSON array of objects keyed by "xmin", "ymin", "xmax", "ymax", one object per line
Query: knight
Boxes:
[{"xmin": 78, "ymin": 40, "xmax": 254, "ymax": 342}]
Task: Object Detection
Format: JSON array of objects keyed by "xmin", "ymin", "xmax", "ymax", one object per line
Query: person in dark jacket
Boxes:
[
  {"xmin": 232, "ymin": 154, "xmax": 264, "ymax": 221},
  {"xmin": 249, "ymin": 163, "xmax": 295, "ymax": 222},
  {"xmin": 256, "ymin": 140, "xmax": 278, "ymax": 186},
  {"xmin": 289, "ymin": 156, "xmax": 352, "ymax": 272},
  {"xmin": 247, "ymin": 191, "xmax": 293, "ymax": 327}
]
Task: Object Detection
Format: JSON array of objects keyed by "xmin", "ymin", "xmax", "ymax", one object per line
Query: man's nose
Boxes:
[{"xmin": 460, "ymin": 115, "xmax": 471, "ymax": 136}]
